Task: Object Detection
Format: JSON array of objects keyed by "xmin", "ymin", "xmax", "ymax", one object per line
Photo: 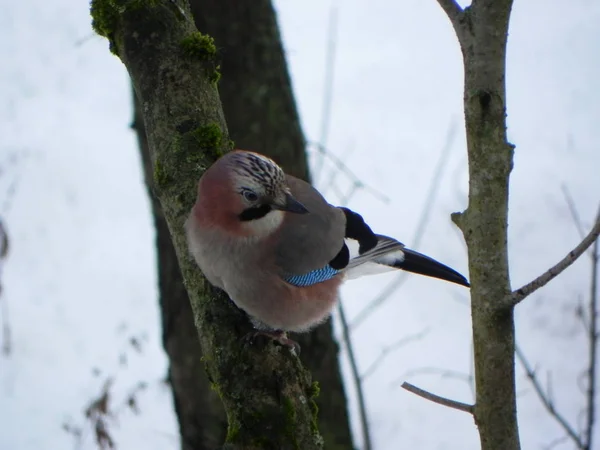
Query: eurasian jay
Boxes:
[{"xmin": 185, "ymin": 150, "xmax": 469, "ymax": 348}]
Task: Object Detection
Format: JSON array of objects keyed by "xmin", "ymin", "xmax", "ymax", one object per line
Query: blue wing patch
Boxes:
[{"xmin": 284, "ymin": 265, "xmax": 340, "ymax": 287}]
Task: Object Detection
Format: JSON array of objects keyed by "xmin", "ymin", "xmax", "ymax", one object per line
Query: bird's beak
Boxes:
[{"xmin": 272, "ymin": 192, "xmax": 309, "ymax": 214}]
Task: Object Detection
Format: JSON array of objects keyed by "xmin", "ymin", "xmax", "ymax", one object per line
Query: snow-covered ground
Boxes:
[{"xmin": 1, "ymin": 1, "xmax": 599, "ymax": 449}]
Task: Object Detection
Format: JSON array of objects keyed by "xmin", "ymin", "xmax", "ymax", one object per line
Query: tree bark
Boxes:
[
  {"xmin": 91, "ymin": 1, "xmax": 324, "ymax": 448},
  {"xmin": 437, "ymin": 1, "xmax": 518, "ymax": 449},
  {"xmin": 133, "ymin": 91, "xmax": 227, "ymax": 450}
]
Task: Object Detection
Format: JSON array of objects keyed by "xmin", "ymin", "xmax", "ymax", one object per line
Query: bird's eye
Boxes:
[{"xmin": 242, "ymin": 190, "xmax": 258, "ymax": 202}]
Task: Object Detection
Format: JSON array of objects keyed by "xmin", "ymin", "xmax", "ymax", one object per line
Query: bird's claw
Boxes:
[{"xmin": 243, "ymin": 330, "xmax": 301, "ymax": 354}]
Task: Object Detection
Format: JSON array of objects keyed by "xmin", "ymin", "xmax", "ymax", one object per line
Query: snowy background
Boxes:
[{"xmin": 1, "ymin": 0, "xmax": 599, "ymax": 449}]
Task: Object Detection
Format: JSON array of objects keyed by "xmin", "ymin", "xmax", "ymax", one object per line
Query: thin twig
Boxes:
[
  {"xmin": 320, "ymin": 144, "xmax": 355, "ymax": 199},
  {"xmin": 561, "ymin": 185, "xmax": 587, "ymax": 241},
  {"xmin": 309, "ymin": 142, "xmax": 390, "ymax": 204},
  {"xmin": 361, "ymin": 329, "xmax": 429, "ymax": 381},
  {"xmin": 338, "ymin": 303, "xmax": 373, "ymax": 450},
  {"xmin": 313, "ymin": 6, "xmax": 338, "ymax": 184},
  {"xmin": 398, "ymin": 367, "xmax": 473, "ymax": 388},
  {"xmin": 510, "ymin": 206, "xmax": 600, "ymax": 307},
  {"xmin": 0, "ymin": 219, "xmax": 9, "ymax": 355},
  {"xmin": 515, "ymin": 345, "xmax": 585, "ymax": 448},
  {"xmin": 350, "ymin": 121, "xmax": 458, "ymax": 329},
  {"xmin": 584, "ymin": 234, "xmax": 598, "ymax": 449},
  {"xmin": 401, "ymin": 382, "xmax": 473, "ymax": 414},
  {"xmin": 543, "ymin": 435, "xmax": 569, "ymax": 450}
]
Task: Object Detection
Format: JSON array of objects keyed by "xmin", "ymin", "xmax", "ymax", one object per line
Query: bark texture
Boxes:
[
  {"xmin": 133, "ymin": 92, "xmax": 227, "ymax": 449},
  {"xmin": 438, "ymin": 1, "xmax": 518, "ymax": 449},
  {"xmin": 91, "ymin": 1, "xmax": 323, "ymax": 448}
]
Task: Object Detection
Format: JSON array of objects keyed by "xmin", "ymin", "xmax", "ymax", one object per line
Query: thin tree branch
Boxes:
[
  {"xmin": 509, "ymin": 207, "xmax": 600, "ymax": 306},
  {"xmin": 561, "ymin": 185, "xmax": 587, "ymax": 241},
  {"xmin": 584, "ymin": 235, "xmax": 598, "ymax": 449},
  {"xmin": 543, "ymin": 435, "xmax": 569, "ymax": 450},
  {"xmin": 515, "ymin": 345, "xmax": 585, "ymax": 448},
  {"xmin": 338, "ymin": 303, "xmax": 373, "ymax": 450},
  {"xmin": 313, "ymin": 6, "xmax": 338, "ymax": 184},
  {"xmin": 398, "ymin": 367, "xmax": 473, "ymax": 389},
  {"xmin": 350, "ymin": 121, "xmax": 458, "ymax": 329},
  {"xmin": 309, "ymin": 142, "xmax": 390, "ymax": 204},
  {"xmin": 401, "ymin": 382, "xmax": 473, "ymax": 414},
  {"xmin": 361, "ymin": 329, "xmax": 429, "ymax": 381},
  {"xmin": 435, "ymin": 0, "xmax": 464, "ymax": 25}
]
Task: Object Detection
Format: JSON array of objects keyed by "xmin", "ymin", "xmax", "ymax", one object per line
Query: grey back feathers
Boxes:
[{"xmin": 274, "ymin": 175, "xmax": 346, "ymax": 276}]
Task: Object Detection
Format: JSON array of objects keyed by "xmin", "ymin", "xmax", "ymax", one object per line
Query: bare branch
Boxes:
[
  {"xmin": 584, "ymin": 235, "xmax": 598, "ymax": 449},
  {"xmin": 309, "ymin": 142, "xmax": 390, "ymax": 204},
  {"xmin": 509, "ymin": 207, "xmax": 600, "ymax": 306},
  {"xmin": 435, "ymin": 0, "xmax": 464, "ymax": 25},
  {"xmin": 350, "ymin": 121, "xmax": 458, "ymax": 329},
  {"xmin": 561, "ymin": 185, "xmax": 587, "ymax": 241},
  {"xmin": 543, "ymin": 435, "xmax": 569, "ymax": 450},
  {"xmin": 313, "ymin": 6, "xmax": 338, "ymax": 184},
  {"xmin": 398, "ymin": 366, "xmax": 473, "ymax": 388},
  {"xmin": 515, "ymin": 345, "xmax": 585, "ymax": 448},
  {"xmin": 361, "ymin": 329, "xmax": 429, "ymax": 381},
  {"xmin": 338, "ymin": 303, "xmax": 373, "ymax": 450},
  {"xmin": 401, "ymin": 382, "xmax": 473, "ymax": 414}
]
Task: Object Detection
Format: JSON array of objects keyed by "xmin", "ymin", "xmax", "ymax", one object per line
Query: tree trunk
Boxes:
[
  {"xmin": 90, "ymin": 1, "xmax": 328, "ymax": 448},
  {"xmin": 437, "ymin": 1, "xmax": 518, "ymax": 449},
  {"xmin": 133, "ymin": 91, "xmax": 227, "ymax": 450}
]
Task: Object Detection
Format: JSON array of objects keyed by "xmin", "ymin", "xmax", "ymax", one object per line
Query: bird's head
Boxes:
[{"xmin": 194, "ymin": 150, "xmax": 308, "ymax": 237}]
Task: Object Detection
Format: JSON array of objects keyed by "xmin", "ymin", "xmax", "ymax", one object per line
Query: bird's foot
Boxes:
[{"xmin": 243, "ymin": 330, "xmax": 301, "ymax": 354}]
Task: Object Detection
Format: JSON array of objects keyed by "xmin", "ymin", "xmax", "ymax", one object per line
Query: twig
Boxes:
[
  {"xmin": 361, "ymin": 329, "xmax": 429, "ymax": 381},
  {"xmin": 509, "ymin": 206, "xmax": 600, "ymax": 307},
  {"xmin": 313, "ymin": 6, "xmax": 338, "ymax": 184},
  {"xmin": 309, "ymin": 142, "xmax": 390, "ymax": 204},
  {"xmin": 515, "ymin": 345, "xmax": 585, "ymax": 448},
  {"xmin": 338, "ymin": 303, "xmax": 373, "ymax": 450},
  {"xmin": 543, "ymin": 435, "xmax": 569, "ymax": 450},
  {"xmin": 398, "ymin": 366, "xmax": 473, "ymax": 388},
  {"xmin": 401, "ymin": 382, "xmax": 473, "ymax": 414},
  {"xmin": 561, "ymin": 185, "xmax": 587, "ymax": 241},
  {"xmin": 584, "ymin": 231, "xmax": 598, "ymax": 449},
  {"xmin": 350, "ymin": 120, "xmax": 458, "ymax": 329},
  {"xmin": 0, "ymin": 219, "xmax": 9, "ymax": 355},
  {"xmin": 562, "ymin": 187, "xmax": 598, "ymax": 449},
  {"xmin": 320, "ymin": 144, "xmax": 355, "ymax": 200}
]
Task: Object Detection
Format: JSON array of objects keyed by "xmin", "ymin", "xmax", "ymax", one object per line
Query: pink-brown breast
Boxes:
[{"xmin": 238, "ymin": 271, "xmax": 344, "ymax": 332}]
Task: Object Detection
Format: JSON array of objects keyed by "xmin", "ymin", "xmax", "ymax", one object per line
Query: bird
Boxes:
[{"xmin": 185, "ymin": 150, "xmax": 469, "ymax": 350}]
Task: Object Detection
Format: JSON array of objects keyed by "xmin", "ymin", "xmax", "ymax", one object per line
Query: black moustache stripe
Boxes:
[{"xmin": 239, "ymin": 204, "xmax": 272, "ymax": 221}]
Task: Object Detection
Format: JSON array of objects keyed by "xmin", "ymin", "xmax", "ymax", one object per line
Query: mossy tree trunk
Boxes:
[
  {"xmin": 133, "ymin": 91, "xmax": 227, "ymax": 449},
  {"xmin": 90, "ymin": 1, "xmax": 323, "ymax": 449},
  {"xmin": 438, "ymin": 1, "xmax": 518, "ymax": 449}
]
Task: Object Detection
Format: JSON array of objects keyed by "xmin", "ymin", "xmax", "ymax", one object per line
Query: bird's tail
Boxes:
[
  {"xmin": 343, "ymin": 234, "xmax": 469, "ymax": 287},
  {"xmin": 392, "ymin": 247, "xmax": 470, "ymax": 287}
]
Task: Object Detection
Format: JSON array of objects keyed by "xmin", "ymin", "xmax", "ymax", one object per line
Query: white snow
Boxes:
[{"xmin": 1, "ymin": 0, "xmax": 599, "ymax": 449}]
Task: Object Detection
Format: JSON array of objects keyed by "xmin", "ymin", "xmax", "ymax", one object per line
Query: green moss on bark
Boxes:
[
  {"xmin": 189, "ymin": 123, "xmax": 222, "ymax": 151},
  {"xmin": 181, "ymin": 32, "xmax": 217, "ymax": 59},
  {"xmin": 90, "ymin": 0, "xmax": 160, "ymax": 53},
  {"xmin": 209, "ymin": 65, "xmax": 222, "ymax": 85}
]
